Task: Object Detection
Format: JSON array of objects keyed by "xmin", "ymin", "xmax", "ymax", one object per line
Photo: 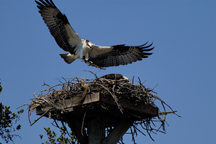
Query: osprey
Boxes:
[{"xmin": 35, "ymin": 0, "xmax": 154, "ymax": 68}]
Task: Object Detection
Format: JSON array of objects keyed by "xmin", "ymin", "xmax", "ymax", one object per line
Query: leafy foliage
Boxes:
[
  {"xmin": 40, "ymin": 127, "xmax": 79, "ymax": 144},
  {"xmin": 0, "ymin": 80, "xmax": 2, "ymax": 93},
  {"xmin": 0, "ymin": 79, "xmax": 24, "ymax": 144}
]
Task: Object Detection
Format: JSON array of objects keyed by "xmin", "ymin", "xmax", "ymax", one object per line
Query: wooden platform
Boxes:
[
  {"xmin": 35, "ymin": 92, "xmax": 158, "ymax": 144},
  {"xmin": 36, "ymin": 92, "xmax": 158, "ymax": 127}
]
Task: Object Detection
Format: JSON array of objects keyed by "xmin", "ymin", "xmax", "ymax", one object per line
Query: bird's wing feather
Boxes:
[
  {"xmin": 89, "ymin": 45, "xmax": 114, "ymax": 58},
  {"xmin": 87, "ymin": 42, "xmax": 154, "ymax": 68},
  {"xmin": 36, "ymin": 0, "xmax": 81, "ymax": 53}
]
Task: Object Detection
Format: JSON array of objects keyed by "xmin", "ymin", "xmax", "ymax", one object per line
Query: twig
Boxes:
[
  {"xmin": 30, "ymin": 108, "xmax": 52, "ymax": 126},
  {"xmin": 16, "ymin": 103, "xmax": 28, "ymax": 109},
  {"xmin": 83, "ymin": 69, "xmax": 98, "ymax": 79},
  {"xmin": 81, "ymin": 109, "xmax": 87, "ymax": 136},
  {"xmin": 94, "ymin": 82, "xmax": 123, "ymax": 113}
]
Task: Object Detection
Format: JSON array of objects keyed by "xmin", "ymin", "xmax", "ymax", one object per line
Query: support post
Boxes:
[
  {"xmin": 64, "ymin": 116, "xmax": 88, "ymax": 144},
  {"xmin": 88, "ymin": 118, "xmax": 105, "ymax": 144},
  {"xmin": 102, "ymin": 120, "xmax": 133, "ymax": 144}
]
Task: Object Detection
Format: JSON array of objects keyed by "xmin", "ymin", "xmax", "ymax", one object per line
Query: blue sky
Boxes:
[{"xmin": 1, "ymin": 0, "xmax": 216, "ymax": 144}]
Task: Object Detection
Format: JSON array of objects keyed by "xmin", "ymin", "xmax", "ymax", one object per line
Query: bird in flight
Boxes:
[{"xmin": 35, "ymin": 0, "xmax": 154, "ymax": 68}]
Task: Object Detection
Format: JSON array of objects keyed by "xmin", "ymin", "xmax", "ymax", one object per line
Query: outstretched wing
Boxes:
[
  {"xmin": 35, "ymin": 0, "xmax": 81, "ymax": 53},
  {"xmin": 87, "ymin": 42, "xmax": 154, "ymax": 68}
]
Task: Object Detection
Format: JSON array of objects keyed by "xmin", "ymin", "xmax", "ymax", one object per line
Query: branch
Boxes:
[{"xmin": 30, "ymin": 108, "xmax": 52, "ymax": 126}]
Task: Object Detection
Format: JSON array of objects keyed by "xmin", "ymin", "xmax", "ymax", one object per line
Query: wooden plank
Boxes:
[
  {"xmin": 102, "ymin": 119, "xmax": 133, "ymax": 144},
  {"xmin": 82, "ymin": 92, "xmax": 100, "ymax": 104},
  {"xmin": 64, "ymin": 92, "xmax": 100, "ymax": 108},
  {"xmin": 88, "ymin": 119, "xmax": 105, "ymax": 144},
  {"xmin": 100, "ymin": 94, "xmax": 158, "ymax": 116},
  {"xmin": 36, "ymin": 93, "xmax": 100, "ymax": 115}
]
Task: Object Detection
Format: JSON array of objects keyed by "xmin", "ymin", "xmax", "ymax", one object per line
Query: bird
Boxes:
[{"xmin": 35, "ymin": 0, "xmax": 154, "ymax": 68}]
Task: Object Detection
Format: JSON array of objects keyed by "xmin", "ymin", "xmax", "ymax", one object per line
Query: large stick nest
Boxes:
[{"xmin": 28, "ymin": 71, "xmax": 180, "ymax": 142}]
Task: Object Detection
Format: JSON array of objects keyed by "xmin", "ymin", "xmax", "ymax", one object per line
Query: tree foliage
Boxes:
[
  {"xmin": 40, "ymin": 127, "xmax": 79, "ymax": 144},
  {"xmin": 0, "ymin": 79, "xmax": 24, "ymax": 144},
  {"xmin": 0, "ymin": 80, "xmax": 2, "ymax": 93}
]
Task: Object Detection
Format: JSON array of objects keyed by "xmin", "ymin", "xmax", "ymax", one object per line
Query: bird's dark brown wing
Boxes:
[
  {"xmin": 87, "ymin": 42, "xmax": 154, "ymax": 68},
  {"xmin": 35, "ymin": 0, "xmax": 81, "ymax": 53}
]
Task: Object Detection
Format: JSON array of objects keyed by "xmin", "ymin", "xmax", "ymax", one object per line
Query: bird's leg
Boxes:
[
  {"xmin": 85, "ymin": 53, "xmax": 89, "ymax": 61},
  {"xmin": 79, "ymin": 49, "xmax": 83, "ymax": 61}
]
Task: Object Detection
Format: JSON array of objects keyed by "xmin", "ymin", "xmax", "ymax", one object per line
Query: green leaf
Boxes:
[
  {"xmin": 40, "ymin": 134, "xmax": 43, "ymax": 139},
  {"xmin": 16, "ymin": 124, "xmax": 21, "ymax": 130}
]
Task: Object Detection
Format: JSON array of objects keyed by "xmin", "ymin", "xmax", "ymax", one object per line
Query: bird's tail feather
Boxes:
[{"xmin": 59, "ymin": 53, "xmax": 76, "ymax": 64}]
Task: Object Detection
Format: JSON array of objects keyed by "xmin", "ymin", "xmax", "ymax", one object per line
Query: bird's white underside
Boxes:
[{"xmin": 65, "ymin": 24, "xmax": 114, "ymax": 61}]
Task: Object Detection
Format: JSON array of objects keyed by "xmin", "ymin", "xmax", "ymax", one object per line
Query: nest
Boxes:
[{"xmin": 28, "ymin": 71, "xmax": 180, "ymax": 143}]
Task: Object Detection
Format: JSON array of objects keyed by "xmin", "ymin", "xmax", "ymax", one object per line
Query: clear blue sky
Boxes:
[{"xmin": 1, "ymin": 0, "xmax": 216, "ymax": 144}]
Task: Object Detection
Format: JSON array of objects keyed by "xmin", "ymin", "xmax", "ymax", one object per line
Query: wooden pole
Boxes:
[
  {"xmin": 88, "ymin": 118, "xmax": 105, "ymax": 144},
  {"xmin": 63, "ymin": 116, "xmax": 88, "ymax": 144},
  {"xmin": 102, "ymin": 120, "xmax": 133, "ymax": 144}
]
